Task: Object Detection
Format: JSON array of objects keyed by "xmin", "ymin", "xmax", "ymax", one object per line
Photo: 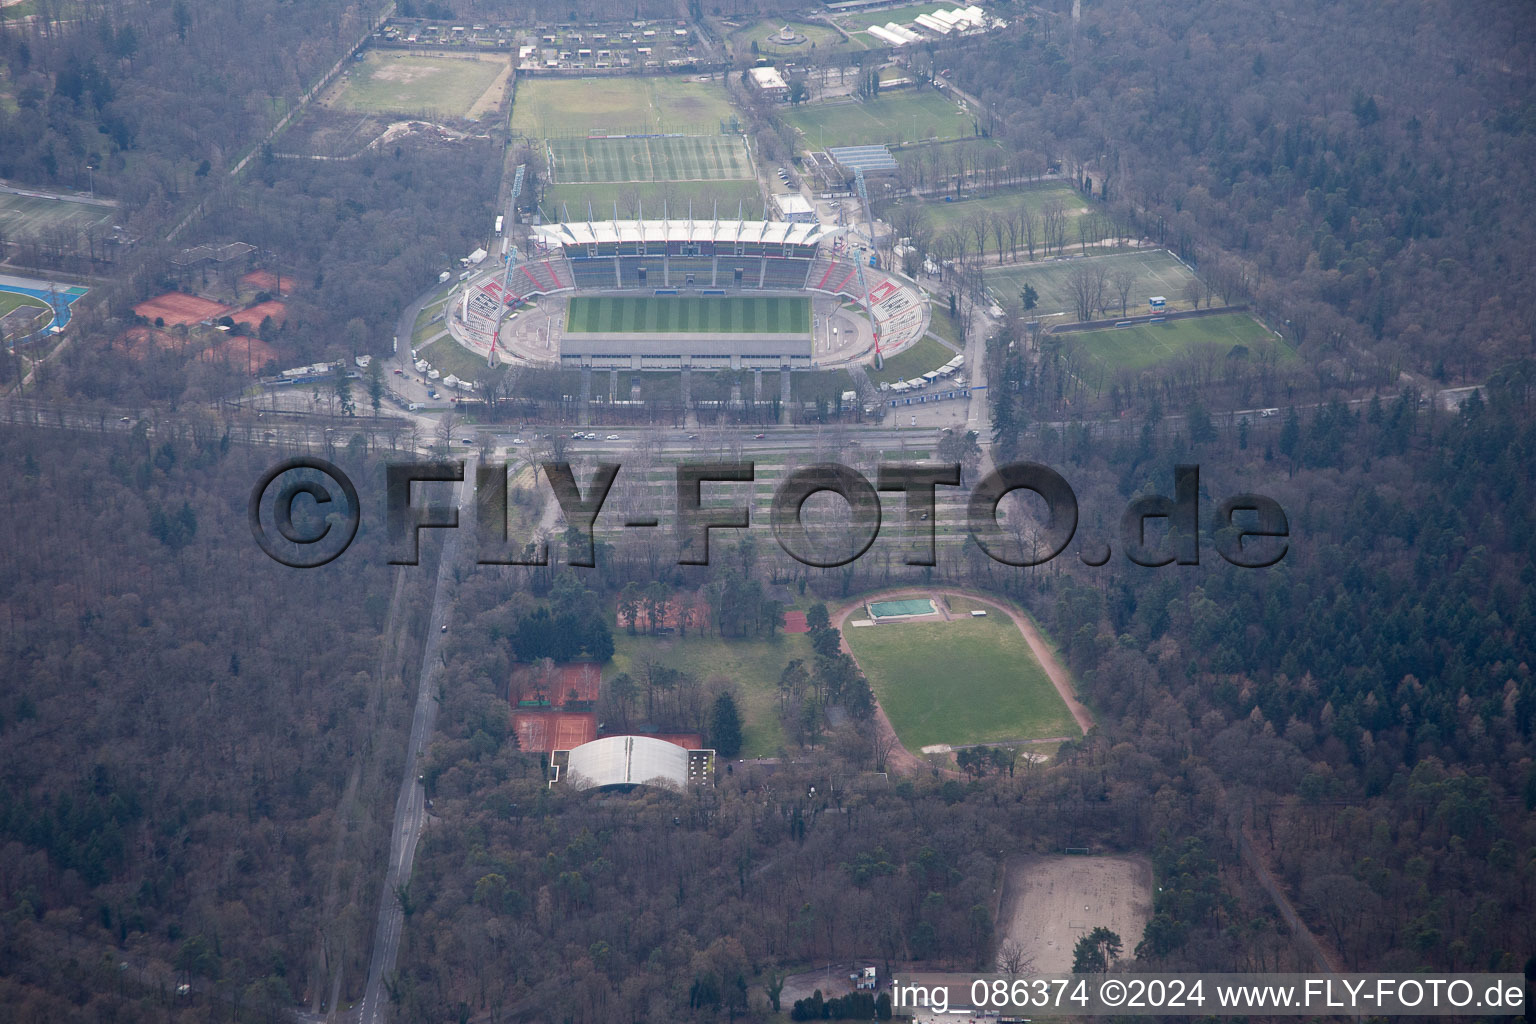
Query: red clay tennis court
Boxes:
[
  {"xmin": 511, "ymin": 661, "xmax": 601, "ymax": 706},
  {"xmin": 782, "ymin": 610, "xmax": 808, "ymax": 633},
  {"xmin": 511, "ymin": 711, "xmax": 596, "ymax": 753},
  {"xmin": 231, "ymin": 300, "xmax": 287, "ymax": 329},
  {"xmin": 133, "ymin": 292, "xmax": 232, "ymax": 326},
  {"xmin": 560, "ymin": 662, "xmax": 601, "ymax": 704}
]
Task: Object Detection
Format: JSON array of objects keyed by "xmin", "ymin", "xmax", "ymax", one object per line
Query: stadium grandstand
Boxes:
[
  {"xmin": 530, "ymin": 217, "xmax": 839, "ymax": 293},
  {"xmin": 445, "ymin": 216, "xmax": 928, "ymax": 374}
]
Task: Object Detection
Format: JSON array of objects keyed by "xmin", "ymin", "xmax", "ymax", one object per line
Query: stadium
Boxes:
[{"xmin": 443, "ymin": 214, "xmax": 929, "ymax": 375}]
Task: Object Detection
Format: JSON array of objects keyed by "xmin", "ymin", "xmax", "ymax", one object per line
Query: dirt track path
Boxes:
[{"xmin": 832, "ymin": 588, "xmax": 1094, "ymax": 776}]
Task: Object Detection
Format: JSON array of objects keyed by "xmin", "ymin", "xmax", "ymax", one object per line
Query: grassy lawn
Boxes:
[
  {"xmin": 784, "ymin": 88, "xmax": 973, "ymax": 149},
  {"xmin": 541, "ymin": 180, "xmax": 764, "ymax": 221},
  {"xmin": 330, "ymin": 51, "xmax": 507, "ymax": 117},
  {"xmin": 727, "ymin": 19, "xmax": 851, "ymax": 55},
  {"xmin": 548, "ymin": 135, "xmax": 753, "ymax": 183},
  {"xmin": 0, "ymin": 290, "xmax": 49, "ymax": 318},
  {"xmin": 787, "ymin": 367, "xmax": 857, "ymax": 404},
  {"xmin": 914, "ymin": 181, "xmax": 1088, "ymax": 234},
  {"xmin": 613, "ymin": 370, "xmax": 682, "ymax": 403},
  {"xmin": 419, "ymin": 336, "xmax": 491, "ymax": 383},
  {"xmin": 610, "ymin": 632, "xmax": 818, "ymax": 757},
  {"xmin": 869, "ymin": 335, "xmax": 952, "ymax": 385},
  {"xmin": 844, "ymin": 598, "xmax": 1077, "ymax": 749},
  {"xmin": 412, "ymin": 315, "xmax": 447, "ymax": 348},
  {"xmin": 983, "ymin": 249, "xmax": 1207, "ymax": 321},
  {"xmin": 513, "ymin": 77, "xmax": 737, "ymax": 138},
  {"xmin": 926, "ymin": 302, "xmax": 962, "ymax": 345},
  {"xmin": 567, "ymin": 295, "xmax": 811, "ymax": 334},
  {"xmin": 1064, "ymin": 312, "xmax": 1287, "ymax": 374}
]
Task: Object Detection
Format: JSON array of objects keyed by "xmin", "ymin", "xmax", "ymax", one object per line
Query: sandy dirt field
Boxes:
[{"xmin": 997, "ymin": 855, "xmax": 1153, "ymax": 973}]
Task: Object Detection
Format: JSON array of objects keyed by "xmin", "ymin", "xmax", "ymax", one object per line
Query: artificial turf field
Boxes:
[
  {"xmin": 843, "ymin": 598, "xmax": 1077, "ymax": 749},
  {"xmin": 566, "ymin": 295, "xmax": 811, "ymax": 334},
  {"xmin": 0, "ymin": 191, "xmax": 115, "ymax": 238},
  {"xmin": 547, "ymin": 135, "xmax": 753, "ymax": 183},
  {"xmin": 783, "ymin": 88, "xmax": 973, "ymax": 148},
  {"xmin": 540, "ymin": 180, "xmax": 765, "ymax": 221},
  {"xmin": 329, "ymin": 51, "xmax": 507, "ymax": 117}
]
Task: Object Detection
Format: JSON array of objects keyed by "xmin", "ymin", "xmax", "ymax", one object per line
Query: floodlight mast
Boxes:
[
  {"xmin": 854, "ymin": 168, "xmax": 883, "ymax": 370},
  {"xmin": 489, "ymin": 168, "xmax": 526, "ymax": 368}
]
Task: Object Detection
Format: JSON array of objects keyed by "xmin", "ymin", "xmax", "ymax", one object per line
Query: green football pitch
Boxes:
[
  {"xmin": 783, "ymin": 88, "xmax": 973, "ymax": 149},
  {"xmin": 566, "ymin": 295, "xmax": 811, "ymax": 334},
  {"xmin": 512, "ymin": 77, "xmax": 737, "ymax": 138},
  {"xmin": 1063, "ymin": 312, "xmax": 1285, "ymax": 373},
  {"xmin": 844, "ymin": 597, "xmax": 1077, "ymax": 749},
  {"xmin": 547, "ymin": 135, "xmax": 753, "ymax": 183}
]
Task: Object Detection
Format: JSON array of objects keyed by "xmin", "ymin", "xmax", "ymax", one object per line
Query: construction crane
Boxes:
[{"xmin": 854, "ymin": 167, "xmax": 883, "ymax": 370}]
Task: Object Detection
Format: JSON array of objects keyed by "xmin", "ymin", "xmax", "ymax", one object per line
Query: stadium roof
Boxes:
[
  {"xmin": 532, "ymin": 218, "xmax": 840, "ymax": 248},
  {"xmin": 828, "ymin": 145, "xmax": 900, "ymax": 173},
  {"xmin": 563, "ymin": 735, "xmax": 691, "ymax": 790}
]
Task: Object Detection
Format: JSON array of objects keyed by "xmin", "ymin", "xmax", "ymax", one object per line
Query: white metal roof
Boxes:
[
  {"xmin": 750, "ymin": 65, "xmax": 789, "ymax": 90},
  {"xmin": 533, "ymin": 219, "xmax": 840, "ymax": 249},
  {"xmin": 774, "ymin": 193, "xmax": 816, "ymax": 215},
  {"xmin": 564, "ymin": 735, "xmax": 690, "ymax": 790}
]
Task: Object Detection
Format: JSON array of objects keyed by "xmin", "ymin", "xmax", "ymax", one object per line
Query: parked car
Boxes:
[{"xmin": 605, "ymin": 434, "xmax": 620, "ymax": 441}]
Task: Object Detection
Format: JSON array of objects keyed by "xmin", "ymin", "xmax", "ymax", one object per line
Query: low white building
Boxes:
[
  {"xmin": 749, "ymin": 65, "xmax": 789, "ymax": 99},
  {"xmin": 773, "ymin": 192, "xmax": 817, "ymax": 223}
]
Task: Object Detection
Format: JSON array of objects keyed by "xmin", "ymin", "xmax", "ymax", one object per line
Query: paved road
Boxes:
[{"xmin": 355, "ymin": 456, "xmax": 473, "ymax": 1024}]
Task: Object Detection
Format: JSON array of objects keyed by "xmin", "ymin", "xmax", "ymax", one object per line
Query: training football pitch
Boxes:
[
  {"xmin": 512, "ymin": 77, "xmax": 738, "ymax": 138},
  {"xmin": 1064, "ymin": 313, "xmax": 1284, "ymax": 374},
  {"xmin": 844, "ymin": 597, "xmax": 1077, "ymax": 750},
  {"xmin": 984, "ymin": 249, "xmax": 1204, "ymax": 321},
  {"xmin": 329, "ymin": 51, "xmax": 508, "ymax": 117},
  {"xmin": 0, "ymin": 191, "xmax": 115, "ymax": 238},
  {"xmin": 566, "ymin": 295, "xmax": 811, "ymax": 334},
  {"xmin": 784, "ymin": 88, "xmax": 973, "ymax": 148},
  {"xmin": 548, "ymin": 135, "xmax": 753, "ymax": 183},
  {"xmin": 541, "ymin": 180, "xmax": 765, "ymax": 221}
]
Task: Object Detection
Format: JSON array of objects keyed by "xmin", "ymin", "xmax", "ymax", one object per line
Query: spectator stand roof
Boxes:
[
  {"xmin": 828, "ymin": 145, "xmax": 899, "ymax": 174},
  {"xmin": 532, "ymin": 218, "xmax": 840, "ymax": 249}
]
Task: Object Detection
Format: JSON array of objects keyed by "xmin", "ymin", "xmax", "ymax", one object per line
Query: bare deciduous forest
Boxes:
[{"xmin": 1, "ymin": 0, "xmax": 1534, "ymax": 1019}]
